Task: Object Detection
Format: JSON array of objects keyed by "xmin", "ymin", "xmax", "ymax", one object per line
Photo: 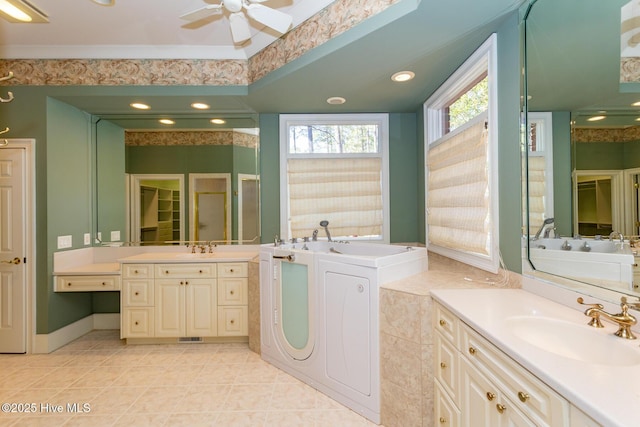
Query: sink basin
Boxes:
[
  {"xmin": 175, "ymin": 252, "xmax": 220, "ymax": 258},
  {"xmin": 506, "ymin": 315, "xmax": 640, "ymax": 366}
]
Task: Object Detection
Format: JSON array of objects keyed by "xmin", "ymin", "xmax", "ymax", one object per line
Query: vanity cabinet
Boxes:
[
  {"xmin": 54, "ymin": 275, "xmax": 120, "ymax": 292},
  {"xmin": 434, "ymin": 302, "xmax": 575, "ymax": 427},
  {"xmin": 121, "ymin": 261, "xmax": 249, "ymax": 340}
]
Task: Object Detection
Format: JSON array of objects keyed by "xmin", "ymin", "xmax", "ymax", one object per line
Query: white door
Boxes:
[{"xmin": 0, "ymin": 147, "xmax": 26, "ymax": 353}]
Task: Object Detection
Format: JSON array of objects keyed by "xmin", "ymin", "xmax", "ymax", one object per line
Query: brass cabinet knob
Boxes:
[
  {"xmin": 67, "ymin": 282, "xmax": 72, "ymax": 287},
  {"xmin": 134, "ymin": 291, "xmax": 139, "ymax": 296},
  {"xmin": 468, "ymin": 347, "xmax": 477, "ymax": 355},
  {"xmin": 439, "ymin": 417, "xmax": 447, "ymax": 424},
  {"xmin": 439, "ymin": 319, "xmax": 447, "ymax": 326},
  {"xmin": 440, "ymin": 362, "xmax": 447, "ymax": 369},
  {"xmin": 165, "ymin": 270, "xmax": 169, "ymax": 274},
  {"xmin": 134, "ymin": 321, "xmax": 139, "ymax": 325},
  {"xmin": 102, "ymin": 282, "xmax": 106, "ymax": 286},
  {"xmin": 199, "ymin": 270, "xmax": 203, "ymax": 274},
  {"xmin": 518, "ymin": 391, "xmax": 530, "ymax": 403},
  {"xmin": 185, "ymin": 281, "xmax": 189, "ymax": 285},
  {"xmin": 496, "ymin": 403, "xmax": 506, "ymax": 414},
  {"xmin": 230, "ymin": 290, "xmax": 235, "ymax": 295},
  {"xmin": 230, "ymin": 319, "xmax": 235, "ymax": 324},
  {"xmin": 134, "ymin": 270, "xmax": 138, "ymax": 274},
  {"xmin": 230, "ymin": 269, "xmax": 234, "ymax": 272},
  {"xmin": 486, "ymin": 392, "xmax": 495, "ymax": 401}
]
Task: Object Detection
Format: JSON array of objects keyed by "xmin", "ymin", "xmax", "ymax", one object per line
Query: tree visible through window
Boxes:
[
  {"xmin": 289, "ymin": 124, "xmax": 379, "ymax": 154},
  {"xmin": 445, "ymin": 74, "xmax": 488, "ymax": 133}
]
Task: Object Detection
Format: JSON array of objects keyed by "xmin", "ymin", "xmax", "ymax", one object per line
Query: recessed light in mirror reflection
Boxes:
[
  {"xmin": 191, "ymin": 102, "xmax": 210, "ymax": 110},
  {"xmin": 210, "ymin": 118, "xmax": 226, "ymax": 124},
  {"xmin": 130, "ymin": 102, "xmax": 150, "ymax": 110},
  {"xmin": 587, "ymin": 115, "xmax": 606, "ymax": 122},
  {"xmin": 159, "ymin": 119, "xmax": 175, "ymax": 125}
]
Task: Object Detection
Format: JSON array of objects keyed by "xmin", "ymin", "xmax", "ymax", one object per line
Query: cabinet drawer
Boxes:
[
  {"xmin": 217, "ymin": 262, "xmax": 248, "ymax": 278},
  {"xmin": 55, "ymin": 275, "xmax": 120, "ymax": 292},
  {"xmin": 218, "ymin": 278, "xmax": 248, "ymax": 305},
  {"xmin": 122, "ymin": 308, "xmax": 154, "ymax": 338},
  {"xmin": 461, "ymin": 324, "xmax": 569, "ymax": 426},
  {"xmin": 434, "ymin": 302, "xmax": 458, "ymax": 345},
  {"xmin": 217, "ymin": 306, "xmax": 248, "ymax": 336},
  {"xmin": 155, "ymin": 263, "xmax": 216, "ymax": 278},
  {"xmin": 435, "ymin": 331, "xmax": 459, "ymax": 405},
  {"xmin": 435, "ymin": 379, "xmax": 460, "ymax": 427},
  {"xmin": 122, "ymin": 264, "xmax": 154, "ymax": 279},
  {"xmin": 122, "ymin": 280, "xmax": 154, "ymax": 306}
]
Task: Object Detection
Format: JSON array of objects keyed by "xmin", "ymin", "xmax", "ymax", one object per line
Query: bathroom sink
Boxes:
[
  {"xmin": 175, "ymin": 252, "xmax": 221, "ymax": 258},
  {"xmin": 506, "ymin": 315, "xmax": 640, "ymax": 366}
]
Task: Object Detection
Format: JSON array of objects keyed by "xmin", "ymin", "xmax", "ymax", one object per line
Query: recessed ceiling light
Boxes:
[
  {"xmin": 130, "ymin": 102, "xmax": 150, "ymax": 110},
  {"xmin": 0, "ymin": 0, "xmax": 49, "ymax": 23},
  {"xmin": 191, "ymin": 102, "xmax": 210, "ymax": 110},
  {"xmin": 391, "ymin": 71, "xmax": 415, "ymax": 82},
  {"xmin": 159, "ymin": 119, "xmax": 175, "ymax": 125},
  {"xmin": 633, "ymin": 101, "xmax": 640, "ymax": 107},
  {"xmin": 210, "ymin": 118, "xmax": 226, "ymax": 124},
  {"xmin": 326, "ymin": 96, "xmax": 346, "ymax": 105},
  {"xmin": 587, "ymin": 115, "xmax": 606, "ymax": 122}
]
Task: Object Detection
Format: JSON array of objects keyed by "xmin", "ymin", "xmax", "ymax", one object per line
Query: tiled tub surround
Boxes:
[{"xmin": 379, "ymin": 253, "xmax": 521, "ymax": 427}]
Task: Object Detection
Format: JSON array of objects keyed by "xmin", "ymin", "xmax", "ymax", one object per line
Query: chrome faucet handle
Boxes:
[{"xmin": 577, "ymin": 297, "xmax": 604, "ymax": 328}]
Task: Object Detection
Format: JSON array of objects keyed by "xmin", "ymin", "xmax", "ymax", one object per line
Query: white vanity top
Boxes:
[
  {"xmin": 118, "ymin": 251, "xmax": 258, "ymax": 263},
  {"xmin": 431, "ymin": 288, "xmax": 640, "ymax": 427},
  {"xmin": 53, "ymin": 246, "xmax": 259, "ymax": 275}
]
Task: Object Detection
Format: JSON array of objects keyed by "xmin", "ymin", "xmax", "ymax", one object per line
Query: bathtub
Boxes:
[
  {"xmin": 260, "ymin": 242, "xmax": 427, "ymax": 424},
  {"xmin": 528, "ymin": 238, "xmax": 635, "ymax": 290}
]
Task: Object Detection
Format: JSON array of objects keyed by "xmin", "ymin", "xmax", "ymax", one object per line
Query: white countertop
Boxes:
[
  {"xmin": 118, "ymin": 251, "xmax": 258, "ymax": 263},
  {"xmin": 430, "ymin": 288, "xmax": 640, "ymax": 427},
  {"xmin": 53, "ymin": 262, "xmax": 121, "ymax": 276}
]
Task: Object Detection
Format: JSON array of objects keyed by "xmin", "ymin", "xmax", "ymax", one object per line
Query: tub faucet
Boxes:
[
  {"xmin": 320, "ymin": 220, "xmax": 332, "ymax": 242},
  {"xmin": 533, "ymin": 218, "xmax": 554, "ymax": 240},
  {"xmin": 609, "ymin": 231, "xmax": 624, "ymax": 243},
  {"xmin": 312, "ymin": 229, "xmax": 318, "ymax": 241}
]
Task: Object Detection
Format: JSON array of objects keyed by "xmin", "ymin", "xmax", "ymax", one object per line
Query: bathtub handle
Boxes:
[{"xmin": 273, "ymin": 254, "xmax": 296, "ymax": 262}]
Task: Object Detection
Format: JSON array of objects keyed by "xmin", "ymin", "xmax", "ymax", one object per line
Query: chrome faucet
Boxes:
[
  {"xmin": 533, "ymin": 217, "xmax": 554, "ymax": 240},
  {"xmin": 312, "ymin": 229, "xmax": 319, "ymax": 241},
  {"xmin": 577, "ymin": 297, "xmax": 637, "ymax": 340},
  {"xmin": 609, "ymin": 231, "xmax": 624, "ymax": 243},
  {"xmin": 320, "ymin": 220, "xmax": 332, "ymax": 242}
]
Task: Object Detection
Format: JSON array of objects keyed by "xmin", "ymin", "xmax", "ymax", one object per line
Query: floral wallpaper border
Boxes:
[
  {"xmin": 621, "ymin": 57, "xmax": 640, "ymax": 83},
  {"xmin": 573, "ymin": 126, "xmax": 640, "ymax": 143},
  {"xmin": 0, "ymin": 0, "xmax": 399, "ymax": 86},
  {"xmin": 126, "ymin": 130, "xmax": 258, "ymax": 148}
]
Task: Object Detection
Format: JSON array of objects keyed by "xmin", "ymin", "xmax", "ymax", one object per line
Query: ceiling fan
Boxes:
[{"xmin": 180, "ymin": 0, "xmax": 293, "ymax": 44}]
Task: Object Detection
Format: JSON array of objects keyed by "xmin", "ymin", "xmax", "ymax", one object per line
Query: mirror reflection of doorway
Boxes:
[
  {"xmin": 189, "ymin": 173, "xmax": 231, "ymax": 243},
  {"xmin": 130, "ymin": 174, "xmax": 184, "ymax": 245},
  {"xmin": 573, "ymin": 170, "xmax": 623, "ymax": 237},
  {"xmin": 238, "ymin": 174, "xmax": 260, "ymax": 244}
]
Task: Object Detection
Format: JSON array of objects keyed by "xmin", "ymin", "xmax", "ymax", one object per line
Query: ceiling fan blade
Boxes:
[
  {"xmin": 229, "ymin": 12, "xmax": 252, "ymax": 43},
  {"xmin": 179, "ymin": 5, "xmax": 223, "ymax": 22},
  {"xmin": 245, "ymin": 4, "xmax": 292, "ymax": 34}
]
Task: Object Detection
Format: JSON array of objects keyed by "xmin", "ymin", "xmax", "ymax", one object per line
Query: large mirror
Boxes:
[
  {"xmin": 94, "ymin": 114, "xmax": 260, "ymax": 246},
  {"xmin": 524, "ymin": 0, "xmax": 640, "ymax": 297}
]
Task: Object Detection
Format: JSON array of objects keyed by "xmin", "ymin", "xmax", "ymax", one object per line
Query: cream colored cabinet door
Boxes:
[
  {"xmin": 460, "ymin": 357, "xmax": 535, "ymax": 427},
  {"xmin": 155, "ymin": 279, "xmax": 186, "ymax": 337},
  {"xmin": 186, "ymin": 278, "xmax": 217, "ymax": 337},
  {"xmin": 122, "ymin": 308, "xmax": 154, "ymax": 337}
]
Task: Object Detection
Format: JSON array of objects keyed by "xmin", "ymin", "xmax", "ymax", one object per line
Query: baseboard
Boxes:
[{"xmin": 33, "ymin": 313, "xmax": 120, "ymax": 354}]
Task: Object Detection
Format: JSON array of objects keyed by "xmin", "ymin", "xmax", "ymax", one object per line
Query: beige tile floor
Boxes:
[{"xmin": 0, "ymin": 330, "xmax": 379, "ymax": 426}]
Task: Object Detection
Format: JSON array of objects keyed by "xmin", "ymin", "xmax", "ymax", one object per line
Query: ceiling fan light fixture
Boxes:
[{"xmin": 0, "ymin": 0, "xmax": 48, "ymax": 23}]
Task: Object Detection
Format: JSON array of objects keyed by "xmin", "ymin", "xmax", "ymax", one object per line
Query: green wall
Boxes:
[
  {"xmin": 552, "ymin": 112, "xmax": 573, "ymax": 236},
  {"xmin": 45, "ymin": 98, "xmax": 93, "ymax": 333}
]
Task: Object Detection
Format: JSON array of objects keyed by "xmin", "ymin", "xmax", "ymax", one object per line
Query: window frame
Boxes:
[
  {"xmin": 423, "ymin": 34, "xmax": 500, "ymax": 273},
  {"xmin": 279, "ymin": 113, "xmax": 390, "ymax": 243}
]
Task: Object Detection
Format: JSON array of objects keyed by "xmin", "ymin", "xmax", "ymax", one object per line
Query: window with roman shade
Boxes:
[
  {"xmin": 424, "ymin": 34, "xmax": 500, "ymax": 273},
  {"xmin": 279, "ymin": 114, "xmax": 389, "ymax": 242}
]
